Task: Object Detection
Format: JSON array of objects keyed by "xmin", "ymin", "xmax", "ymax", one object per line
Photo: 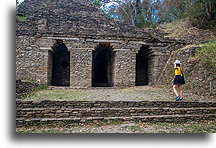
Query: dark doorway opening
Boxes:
[
  {"xmin": 51, "ymin": 40, "xmax": 70, "ymax": 86},
  {"xmin": 92, "ymin": 43, "xmax": 115, "ymax": 87},
  {"xmin": 136, "ymin": 45, "xmax": 149, "ymax": 86}
]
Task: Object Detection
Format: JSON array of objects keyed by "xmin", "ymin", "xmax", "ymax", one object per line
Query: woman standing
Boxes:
[{"xmin": 173, "ymin": 60, "xmax": 185, "ymax": 101}]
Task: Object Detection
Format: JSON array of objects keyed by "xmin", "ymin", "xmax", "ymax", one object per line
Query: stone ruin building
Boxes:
[{"xmin": 16, "ymin": 0, "xmax": 184, "ymax": 88}]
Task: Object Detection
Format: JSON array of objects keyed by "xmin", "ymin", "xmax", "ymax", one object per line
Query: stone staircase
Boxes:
[{"xmin": 16, "ymin": 100, "xmax": 216, "ymax": 127}]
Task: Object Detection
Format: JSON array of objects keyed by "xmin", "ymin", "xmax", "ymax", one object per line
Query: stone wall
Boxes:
[
  {"xmin": 114, "ymin": 49, "xmax": 136, "ymax": 87},
  {"xmin": 16, "ymin": 100, "xmax": 216, "ymax": 126},
  {"xmin": 16, "ymin": 36, "xmax": 49, "ymax": 83},
  {"xmin": 16, "ymin": 104, "xmax": 215, "ymax": 119},
  {"xmin": 16, "ymin": 34, "xmax": 184, "ymax": 88},
  {"xmin": 16, "ymin": 0, "xmax": 187, "ymax": 88},
  {"xmin": 16, "ymin": 100, "xmax": 216, "ymax": 109},
  {"xmin": 16, "ymin": 80, "xmax": 39, "ymax": 95},
  {"xmin": 70, "ymin": 48, "xmax": 93, "ymax": 88}
]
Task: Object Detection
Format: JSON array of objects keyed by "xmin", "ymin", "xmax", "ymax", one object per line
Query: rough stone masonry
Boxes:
[{"xmin": 16, "ymin": 0, "xmax": 185, "ymax": 88}]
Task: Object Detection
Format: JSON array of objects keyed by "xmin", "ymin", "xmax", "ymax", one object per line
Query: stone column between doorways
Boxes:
[
  {"xmin": 69, "ymin": 48, "xmax": 94, "ymax": 88},
  {"xmin": 113, "ymin": 48, "xmax": 137, "ymax": 87}
]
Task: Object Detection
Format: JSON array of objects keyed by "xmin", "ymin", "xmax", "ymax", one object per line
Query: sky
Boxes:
[{"xmin": 17, "ymin": 0, "xmax": 25, "ymax": 4}]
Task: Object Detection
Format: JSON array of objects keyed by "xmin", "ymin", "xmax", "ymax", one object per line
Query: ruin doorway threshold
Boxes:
[
  {"xmin": 48, "ymin": 86, "xmax": 120, "ymax": 90},
  {"xmin": 47, "ymin": 86, "xmax": 71, "ymax": 90},
  {"xmin": 48, "ymin": 85, "xmax": 151, "ymax": 90}
]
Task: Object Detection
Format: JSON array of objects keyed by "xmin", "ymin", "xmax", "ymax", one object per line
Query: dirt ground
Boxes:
[
  {"xmin": 16, "ymin": 120, "xmax": 216, "ymax": 133},
  {"xmin": 23, "ymin": 86, "xmax": 214, "ymax": 102}
]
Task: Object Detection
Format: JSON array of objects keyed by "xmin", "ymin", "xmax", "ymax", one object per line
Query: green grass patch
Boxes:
[
  {"xmin": 19, "ymin": 89, "xmax": 92, "ymax": 100},
  {"xmin": 160, "ymin": 20, "xmax": 183, "ymax": 38},
  {"xmin": 122, "ymin": 125, "xmax": 143, "ymax": 132},
  {"xmin": 16, "ymin": 86, "xmax": 175, "ymax": 101},
  {"xmin": 194, "ymin": 40, "xmax": 216, "ymax": 68},
  {"xmin": 153, "ymin": 120, "xmax": 216, "ymax": 133},
  {"xmin": 16, "ymin": 120, "xmax": 216, "ymax": 133},
  {"xmin": 16, "ymin": 14, "xmax": 27, "ymax": 22}
]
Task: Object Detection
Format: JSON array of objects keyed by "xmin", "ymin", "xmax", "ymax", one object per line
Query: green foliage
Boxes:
[
  {"xmin": 117, "ymin": 0, "xmax": 160, "ymax": 28},
  {"xmin": 92, "ymin": 0, "xmax": 102, "ymax": 7},
  {"xmin": 184, "ymin": 0, "xmax": 216, "ymax": 29},
  {"xmin": 195, "ymin": 40, "xmax": 216, "ymax": 68},
  {"xmin": 158, "ymin": 0, "xmax": 216, "ymax": 29},
  {"xmin": 16, "ymin": 14, "xmax": 27, "ymax": 22}
]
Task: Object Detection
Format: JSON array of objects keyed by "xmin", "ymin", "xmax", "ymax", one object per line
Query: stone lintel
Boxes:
[
  {"xmin": 42, "ymin": 37, "xmax": 80, "ymax": 41},
  {"xmin": 113, "ymin": 49, "xmax": 130, "ymax": 51},
  {"xmin": 128, "ymin": 41, "xmax": 148, "ymax": 45},
  {"xmin": 71, "ymin": 48, "xmax": 94, "ymax": 51},
  {"xmin": 40, "ymin": 47, "xmax": 52, "ymax": 50},
  {"xmin": 93, "ymin": 39, "xmax": 122, "ymax": 43},
  {"xmin": 40, "ymin": 47, "xmax": 93, "ymax": 51}
]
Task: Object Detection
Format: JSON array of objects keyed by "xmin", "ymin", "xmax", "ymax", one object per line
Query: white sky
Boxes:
[{"xmin": 18, "ymin": 0, "xmax": 25, "ymax": 4}]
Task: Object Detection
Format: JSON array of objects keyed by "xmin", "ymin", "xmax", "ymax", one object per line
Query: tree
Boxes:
[
  {"xmin": 184, "ymin": 0, "xmax": 216, "ymax": 29},
  {"xmin": 157, "ymin": 0, "xmax": 216, "ymax": 29},
  {"xmin": 117, "ymin": 0, "xmax": 138, "ymax": 26},
  {"xmin": 117, "ymin": 0, "xmax": 161, "ymax": 28}
]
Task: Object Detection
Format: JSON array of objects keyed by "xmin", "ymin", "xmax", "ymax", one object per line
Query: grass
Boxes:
[
  {"xmin": 160, "ymin": 20, "xmax": 215, "ymax": 42},
  {"xmin": 152, "ymin": 121, "xmax": 211, "ymax": 133},
  {"xmin": 122, "ymin": 125, "xmax": 144, "ymax": 132},
  {"xmin": 16, "ymin": 120, "xmax": 216, "ymax": 133},
  {"xmin": 16, "ymin": 15, "xmax": 27, "ymax": 22},
  {"xmin": 160, "ymin": 20, "xmax": 183, "ymax": 38},
  {"xmin": 194, "ymin": 40, "xmax": 216, "ymax": 68},
  {"xmin": 17, "ymin": 86, "xmax": 176, "ymax": 101},
  {"xmin": 19, "ymin": 89, "xmax": 92, "ymax": 100}
]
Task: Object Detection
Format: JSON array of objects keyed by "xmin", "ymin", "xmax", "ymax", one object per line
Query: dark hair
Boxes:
[{"xmin": 176, "ymin": 64, "xmax": 181, "ymax": 67}]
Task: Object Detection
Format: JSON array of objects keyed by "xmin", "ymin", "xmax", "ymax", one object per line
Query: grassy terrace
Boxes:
[
  {"xmin": 17, "ymin": 86, "xmax": 213, "ymax": 102},
  {"xmin": 17, "ymin": 86, "xmax": 172, "ymax": 101},
  {"xmin": 16, "ymin": 120, "xmax": 216, "ymax": 133}
]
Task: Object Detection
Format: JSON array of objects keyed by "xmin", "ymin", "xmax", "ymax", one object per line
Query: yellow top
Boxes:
[{"xmin": 175, "ymin": 66, "xmax": 182, "ymax": 75}]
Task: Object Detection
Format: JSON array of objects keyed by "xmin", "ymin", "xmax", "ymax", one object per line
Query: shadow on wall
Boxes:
[
  {"xmin": 50, "ymin": 40, "xmax": 70, "ymax": 86},
  {"xmin": 136, "ymin": 45, "xmax": 150, "ymax": 86},
  {"xmin": 92, "ymin": 43, "xmax": 115, "ymax": 87}
]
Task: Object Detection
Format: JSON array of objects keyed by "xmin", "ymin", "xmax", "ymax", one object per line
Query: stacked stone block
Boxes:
[
  {"xmin": 70, "ymin": 48, "xmax": 93, "ymax": 88},
  {"xmin": 16, "ymin": 100, "xmax": 216, "ymax": 126}
]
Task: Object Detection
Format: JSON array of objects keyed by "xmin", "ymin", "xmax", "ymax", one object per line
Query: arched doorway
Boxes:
[
  {"xmin": 92, "ymin": 43, "xmax": 115, "ymax": 87},
  {"xmin": 51, "ymin": 40, "xmax": 70, "ymax": 86},
  {"xmin": 136, "ymin": 45, "xmax": 150, "ymax": 86}
]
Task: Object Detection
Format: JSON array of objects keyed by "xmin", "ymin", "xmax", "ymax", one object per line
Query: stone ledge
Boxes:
[
  {"xmin": 16, "ymin": 100, "xmax": 216, "ymax": 109},
  {"xmin": 16, "ymin": 114, "xmax": 216, "ymax": 127},
  {"xmin": 16, "ymin": 107, "xmax": 216, "ymax": 118}
]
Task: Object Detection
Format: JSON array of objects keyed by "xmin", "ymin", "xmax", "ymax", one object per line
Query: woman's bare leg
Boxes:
[
  {"xmin": 179, "ymin": 85, "xmax": 183, "ymax": 99},
  {"xmin": 173, "ymin": 85, "xmax": 179, "ymax": 97}
]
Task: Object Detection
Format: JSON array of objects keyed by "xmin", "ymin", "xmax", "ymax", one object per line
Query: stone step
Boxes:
[
  {"xmin": 16, "ymin": 107, "xmax": 216, "ymax": 118},
  {"xmin": 16, "ymin": 100, "xmax": 216, "ymax": 109},
  {"xmin": 16, "ymin": 114, "xmax": 216, "ymax": 127}
]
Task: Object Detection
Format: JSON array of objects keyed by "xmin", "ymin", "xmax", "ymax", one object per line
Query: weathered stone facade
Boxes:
[{"xmin": 16, "ymin": 0, "xmax": 184, "ymax": 88}]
